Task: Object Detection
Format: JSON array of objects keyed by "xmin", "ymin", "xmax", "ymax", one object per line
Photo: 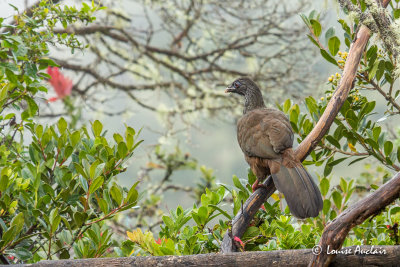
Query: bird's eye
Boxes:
[{"xmin": 233, "ymin": 81, "xmax": 241, "ymax": 88}]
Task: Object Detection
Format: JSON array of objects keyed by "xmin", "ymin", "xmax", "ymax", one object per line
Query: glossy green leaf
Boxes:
[
  {"xmin": 332, "ymin": 191, "xmax": 343, "ymax": 209},
  {"xmin": 310, "ymin": 19, "xmax": 321, "ymax": 37},
  {"xmin": 320, "ymin": 49, "xmax": 338, "ymax": 66},
  {"xmin": 89, "ymin": 176, "xmax": 104, "ymax": 194},
  {"xmin": 328, "ymin": 36, "xmax": 340, "ymax": 56},
  {"xmin": 57, "ymin": 118, "xmax": 67, "ymax": 134},
  {"xmin": 322, "ymin": 199, "xmax": 331, "ymax": 215},
  {"xmin": 325, "ymin": 27, "xmax": 335, "ymax": 44},
  {"xmin": 320, "ymin": 178, "xmax": 330, "ymax": 196},
  {"xmin": 110, "ymin": 185, "xmax": 123, "ymax": 206},
  {"xmin": 92, "ymin": 120, "xmax": 103, "ymax": 137},
  {"xmin": 384, "ymin": 141, "xmax": 393, "ymax": 156}
]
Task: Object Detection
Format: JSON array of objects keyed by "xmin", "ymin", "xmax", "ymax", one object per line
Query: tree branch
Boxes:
[{"xmin": 18, "ymin": 245, "xmax": 400, "ymax": 267}]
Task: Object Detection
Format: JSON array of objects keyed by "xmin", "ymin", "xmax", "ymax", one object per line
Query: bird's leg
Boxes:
[{"xmin": 251, "ymin": 178, "xmax": 269, "ymax": 192}]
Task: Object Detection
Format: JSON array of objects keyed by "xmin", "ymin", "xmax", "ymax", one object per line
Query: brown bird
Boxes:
[{"xmin": 225, "ymin": 77, "xmax": 323, "ymax": 218}]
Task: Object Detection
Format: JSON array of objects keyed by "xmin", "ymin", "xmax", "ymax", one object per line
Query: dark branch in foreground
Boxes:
[{"xmin": 15, "ymin": 246, "xmax": 400, "ymax": 267}]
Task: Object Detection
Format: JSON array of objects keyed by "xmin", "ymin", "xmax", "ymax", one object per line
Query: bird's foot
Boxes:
[{"xmin": 252, "ymin": 180, "xmax": 269, "ymax": 192}]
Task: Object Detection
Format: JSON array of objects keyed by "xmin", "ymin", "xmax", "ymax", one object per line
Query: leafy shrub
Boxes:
[
  {"xmin": 124, "ymin": 169, "xmax": 399, "ymax": 256},
  {"xmin": 0, "ymin": 1, "xmax": 141, "ymax": 263}
]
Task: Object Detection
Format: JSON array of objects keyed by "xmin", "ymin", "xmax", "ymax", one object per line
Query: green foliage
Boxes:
[
  {"xmin": 0, "ymin": 117, "xmax": 142, "ymax": 262},
  {"xmin": 124, "ymin": 169, "xmax": 399, "ymax": 256},
  {"xmin": 0, "ymin": 1, "xmax": 142, "ymax": 264}
]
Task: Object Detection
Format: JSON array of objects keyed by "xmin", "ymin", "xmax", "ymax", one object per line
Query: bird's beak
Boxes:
[{"xmin": 225, "ymin": 86, "xmax": 235, "ymax": 93}]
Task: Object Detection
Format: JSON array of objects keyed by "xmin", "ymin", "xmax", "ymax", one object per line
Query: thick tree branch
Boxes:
[{"xmin": 17, "ymin": 246, "xmax": 400, "ymax": 267}]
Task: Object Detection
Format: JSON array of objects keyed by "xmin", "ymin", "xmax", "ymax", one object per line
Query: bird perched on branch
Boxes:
[{"xmin": 225, "ymin": 77, "xmax": 323, "ymax": 219}]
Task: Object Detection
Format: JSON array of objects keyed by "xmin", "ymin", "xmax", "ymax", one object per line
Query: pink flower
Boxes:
[
  {"xmin": 234, "ymin": 236, "xmax": 244, "ymax": 248},
  {"xmin": 47, "ymin": 67, "xmax": 73, "ymax": 102},
  {"xmin": 155, "ymin": 237, "xmax": 168, "ymax": 245}
]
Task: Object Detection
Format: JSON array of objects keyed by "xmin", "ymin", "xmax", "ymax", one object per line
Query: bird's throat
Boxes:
[{"xmin": 244, "ymin": 89, "xmax": 265, "ymax": 114}]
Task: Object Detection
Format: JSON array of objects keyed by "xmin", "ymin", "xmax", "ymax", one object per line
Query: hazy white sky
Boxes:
[{"xmin": 0, "ymin": 0, "xmax": 30, "ymax": 18}]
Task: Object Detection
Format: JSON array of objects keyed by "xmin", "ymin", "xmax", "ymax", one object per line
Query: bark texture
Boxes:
[{"xmin": 9, "ymin": 246, "xmax": 400, "ymax": 267}]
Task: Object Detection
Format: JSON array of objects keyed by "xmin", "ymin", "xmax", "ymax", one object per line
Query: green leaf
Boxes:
[
  {"xmin": 326, "ymin": 135, "xmax": 341, "ymax": 149},
  {"xmin": 49, "ymin": 209, "xmax": 61, "ymax": 233},
  {"xmin": 299, "ymin": 13, "xmax": 310, "ymax": 27},
  {"xmin": 325, "ymin": 27, "xmax": 335, "ymax": 44},
  {"xmin": 366, "ymin": 45, "xmax": 378, "ymax": 59},
  {"xmin": 9, "ymin": 247, "xmax": 33, "ymax": 261},
  {"xmin": 208, "ymin": 204, "xmax": 232, "ymax": 220},
  {"xmin": 232, "ymin": 175, "xmax": 247, "ymax": 193},
  {"xmin": 320, "ymin": 178, "xmax": 330, "ymax": 196},
  {"xmin": 307, "ymin": 34, "xmax": 320, "ymax": 48},
  {"xmin": 324, "ymin": 161, "xmax": 333, "ymax": 176},
  {"xmin": 339, "ymin": 178, "xmax": 348, "ymax": 192},
  {"xmin": 394, "ymin": 9, "xmax": 400, "ymax": 19},
  {"xmin": 322, "ymin": 199, "xmax": 331, "ymax": 216},
  {"xmin": 89, "ymin": 160, "xmax": 100, "ymax": 179},
  {"xmin": 25, "ymin": 96, "xmax": 38, "ymax": 117},
  {"xmin": 283, "ymin": 99, "xmax": 291, "ymax": 113},
  {"xmin": 2, "ymin": 225, "xmax": 17, "ymax": 245},
  {"xmin": 397, "ymin": 146, "xmax": 400, "ymax": 163},
  {"xmin": 126, "ymin": 182, "xmax": 140, "ymax": 204},
  {"xmin": 98, "ymin": 198, "xmax": 108, "ymax": 214},
  {"xmin": 92, "ymin": 120, "xmax": 103, "ymax": 137},
  {"xmin": 369, "ymin": 60, "xmax": 379, "ymax": 80},
  {"xmin": 10, "ymin": 212, "xmax": 24, "ymax": 235},
  {"xmin": 328, "ymin": 157, "xmax": 348, "ymax": 167},
  {"xmin": 320, "ymin": 49, "xmax": 338, "ymax": 66},
  {"xmin": 35, "ymin": 124, "xmax": 43, "ymax": 138},
  {"xmin": 64, "ymin": 145, "xmax": 74, "ymax": 159},
  {"xmin": 5, "ymin": 68, "xmax": 18, "ymax": 84},
  {"xmin": 370, "ymin": 184, "xmax": 379, "ymax": 190},
  {"xmin": 117, "ymin": 142, "xmax": 128, "ymax": 158},
  {"xmin": 384, "ymin": 141, "xmax": 393, "ymax": 156},
  {"xmin": 0, "ymin": 174, "xmax": 9, "ymax": 192},
  {"xmin": 162, "ymin": 215, "xmax": 174, "ymax": 229},
  {"xmin": 376, "ymin": 60, "xmax": 386, "ymax": 81},
  {"xmin": 79, "ymin": 176, "xmax": 88, "ymax": 192},
  {"xmin": 57, "ymin": 117, "xmax": 67, "ymax": 134},
  {"xmin": 198, "ymin": 206, "xmax": 208, "ymax": 222},
  {"xmin": 89, "ymin": 176, "xmax": 104, "ymax": 194},
  {"xmin": 70, "ymin": 131, "xmax": 81, "ymax": 147},
  {"xmin": 310, "ymin": 19, "xmax": 321, "ymax": 37},
  {"xmin": 373, "ymin": 127, "xmax": 381, "ymax": 141},
  {"xmin": 113, "ymin": 133, "xmax": 123, "ymax": 143},
  {"xmin": 73, "ymin": 212, "xmax": 88, "ymax": 227},
  {"xmin": 74, "ymin": 163, "xmax": 88, "ymax": 180},
  {"xmin": 242, "ymin": 226, "xmax": 261, "ymax": 240},
  {"xmin": 110, "ymin": 185, "xmax": 123, "ymax": 206},
  {"xmin": 328, "ymin": 36, "xmax": 340, "ymax": 56},
  {"xmin": 332, "ymin": 191, "xmax": 342, "ymax": 209}
]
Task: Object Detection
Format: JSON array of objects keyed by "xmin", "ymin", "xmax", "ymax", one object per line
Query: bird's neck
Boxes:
[{"xmin": 244, "ymin": 88, "xmax": 265, "ymax": 114}]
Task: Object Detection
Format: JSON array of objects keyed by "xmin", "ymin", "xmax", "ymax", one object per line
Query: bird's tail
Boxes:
[{"xmin": 271, "ymin": 164, "xmax": 323, "ymax": 219}]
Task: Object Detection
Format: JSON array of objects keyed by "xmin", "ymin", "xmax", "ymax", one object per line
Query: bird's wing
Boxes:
[{"xmin": 237, "ymin": 108, "xmax": 293, "ymax": 159}]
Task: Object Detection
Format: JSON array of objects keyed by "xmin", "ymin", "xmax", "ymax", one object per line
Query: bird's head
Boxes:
[
  {"xmin": 225, "ymin": 77, "xmax": 265, "ymax": 113},
  {"xmin": 225, "ymin": 77, "xmax": 259, "ymax": 96}
]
